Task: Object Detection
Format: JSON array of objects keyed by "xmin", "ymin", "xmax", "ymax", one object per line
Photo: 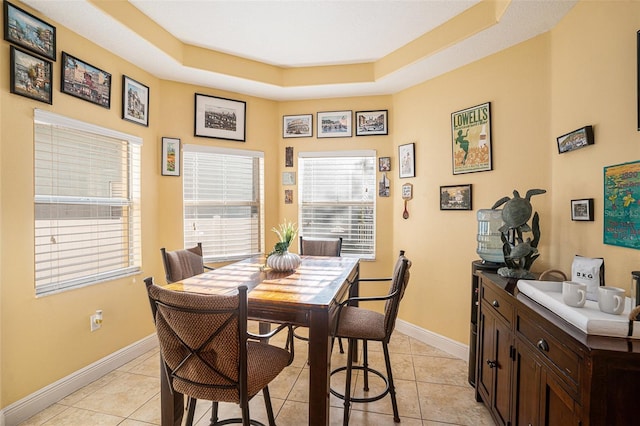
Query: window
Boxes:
[
  {"xmin": 298, "ymin": 150, "xmax": 376, "ymax": 259},
  {"xmin": 183, "ymin": 145, "xmax": 264, "ymax": 262},
  {"xmin": 34, "ymin": 110, "xmax": 142, "ymax": 296}
]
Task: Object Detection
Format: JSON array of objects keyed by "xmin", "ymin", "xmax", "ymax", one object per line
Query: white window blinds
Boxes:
[
  {"xmin": 183, "ymin": 145, "xmax": 265, "ymax": 262},
  {"xmin": 34, "ymin": 110, "xmax": 142, "ymax": 296},
  {"xmin": 298, "ymin": 150, "xmax": 376, "ymax": 259}
]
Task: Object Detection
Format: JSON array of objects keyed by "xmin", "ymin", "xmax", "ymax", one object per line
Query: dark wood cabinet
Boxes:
[
  {"xmin": 477, "ymin": 279, "xmax": 514, "ymax": 426},
  {"xmin": 476, "ymin": 272, "xmax": 640, "ymax": 426}
]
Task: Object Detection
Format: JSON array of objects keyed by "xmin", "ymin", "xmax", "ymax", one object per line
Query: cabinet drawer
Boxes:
[
  {"xmin": 517, "ymin": 313, "xmax": 580, "ymax": 389},
  {"xmin": 481, "ymin": 280, "xmax": 514, "ymax": 325}
]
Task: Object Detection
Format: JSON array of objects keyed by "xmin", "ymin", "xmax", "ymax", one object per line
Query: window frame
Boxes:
[
  {"xmin": 182, "ymin": 144, "xmax": 265, "ymax": 263},
  {"xmin": 33, "ymin": 109, "xmax": 142, "ymax": 296},
  {"xmin": 298, "ymin": 150, "xmax": 377, "ymax": 260}
]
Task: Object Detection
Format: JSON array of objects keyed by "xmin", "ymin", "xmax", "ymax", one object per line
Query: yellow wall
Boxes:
[
  {"xmin": 2, "ymin": 0, "xmax": 640, "ymax": 410},
  {"xmin": 548, "ymin": 1, "xmax": 640, "ymax": 287},
  {"xmin": 0, "ymin": 8, "xmax": 162, "ymax": 405},
  {"xmin": 392, "ymin": 33, "xmax": 553, "ymax": 343}
]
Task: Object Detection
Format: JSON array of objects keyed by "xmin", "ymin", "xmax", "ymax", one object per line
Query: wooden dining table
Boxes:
[{"xmin": 159, "ymin": 255, "xmax": 360, "ymax": 426}]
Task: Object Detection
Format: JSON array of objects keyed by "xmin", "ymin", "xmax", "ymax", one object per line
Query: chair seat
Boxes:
[
  {"xmin": 334, "ymin": 306, "xmax": 386, "ymax": 341},
  {"xmin": 246, "ymin": 342, "xmax": 292, "ymax": 396},
  {"xmin": 174, "ymin": 341, "xmax": 291, "ymax": 402}
]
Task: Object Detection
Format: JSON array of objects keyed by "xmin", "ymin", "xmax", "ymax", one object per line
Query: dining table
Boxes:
[{"xmin": 158, "ymin": 254, "xmax": 360, "ymax": 426}]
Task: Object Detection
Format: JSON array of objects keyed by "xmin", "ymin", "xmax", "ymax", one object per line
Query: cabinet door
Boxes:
[
  {"xmin": 477, "ymin": 305, "xmax": 512, "ymax": 426},
  {"xmin": 514, "ymin": 341, "xmax": 541, "ymax": 426},
  {"xmin": 540, "ymin": 369, "xmax": 580, "ymax": 426},
  {"xmin": 476, "ymin": 308, "xmax": 494, "ymax": 403},
  {"xmin": 492, "ymin": 316, "xmax": 513, "ymax": 426}
]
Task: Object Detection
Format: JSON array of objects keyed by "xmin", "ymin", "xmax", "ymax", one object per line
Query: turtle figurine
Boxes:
[
  {"xmin": 491, "ymin": 189, "xmax": 546, "ymax": 232},
  {"xmin": 491, "ymin": 188, "xmax": 546, "ymax": 278}
]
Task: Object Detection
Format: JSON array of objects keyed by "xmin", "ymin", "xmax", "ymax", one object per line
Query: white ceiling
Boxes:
[{"xmin": 21, "ymin": 0, "xmax": 577, "ymax": 101}]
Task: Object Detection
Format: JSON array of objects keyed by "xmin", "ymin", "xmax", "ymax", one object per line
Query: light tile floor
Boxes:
[{"xmin": 19, "ymin": 325, "xmax": 494, "ymax": 425}]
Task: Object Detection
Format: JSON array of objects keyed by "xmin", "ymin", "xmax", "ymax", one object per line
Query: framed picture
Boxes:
[
  {"xmin": 556, "ymin": 125, "xmax": 594, "ymax": 154},
  {"xmin": 571, "ymin": 198, "xmax": 594, "ymax": 221},
  {"xmin": 283, "ymin": 114, "xmax": 312, "ymax": 138},
  {"xmin": 378, "ymin": 173, "xmax": 389, "ymax": 197},
  {"xmin": 398, "ymin": 142, "xmax": 415, "ymax": 178},
  {"xmin": 10, "ymin": 46, "xmax": 52, "ymax": 104},
  {"xmin": 604, "ymin": 161, "xmax": 640, "ymax": 249},
  {"xmin": 61, "ymin": 52, "xmax": 111, "ymax": 108},
  {"xmin": 122, "ymin": 75, "xmax": 149, "ymax": 126},
  {"xmin": 4, "ymin": 1, "xmax": 56, "ymax": 60},
  {"xmin": 285, "ymin": 146, "xmax": 294, "ymax": 167},
  {"xmin": 451, "ymin": 102, "xmax": 492, "ymax": 174},
  {"xmin": 284, "ymin": 189, "xmax": 293, "ymax": 204},
  {"xmin": 317, "ymin": 110, "xmax": 352, "ymax": 138},
  {"xmin": 161, "ymin": 137, "xmax": 180, "ymax": 176},
  {"xmin": 379, "ymin": 156, "xmax": 391, "ymax": 171},
  {"xmin": 440, "ymin": 184, "xmax": 472, "ymax": 210},
  {"xmin": 282, "ymin": 172, "xmax": 296, "ymax": 185},
  {"xmin": 355, "ymin": 110, "xmax": 388, "ymax": 136},
  {"xmin": 194, "ymin": 93, "xmax": 246, "ymax": 141}
]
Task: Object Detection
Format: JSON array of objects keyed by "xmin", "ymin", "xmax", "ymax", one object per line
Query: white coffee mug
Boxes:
[
  {"xmin": 598, "ymin": 286, "xmax": 626, "ymax": 315},
  {"xmin": 562, "ymin": 281, "xmax": 587, "ymax": 308}
]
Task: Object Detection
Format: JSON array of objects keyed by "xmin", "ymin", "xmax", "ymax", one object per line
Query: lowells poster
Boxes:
[
  {"xmin": 451, "ymin": 102, "xmax": 492, "ymax": 174},
  {"xmin": 604, "ymin": 161, "xmax": 640, "ymax": 249}
]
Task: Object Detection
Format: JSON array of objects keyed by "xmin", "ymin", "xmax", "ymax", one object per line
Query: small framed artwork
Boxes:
[
  {"xmin": 10, "ymin": 46, "xmax": 52, "ymax": 104},
  {"xmin": 284, "ymin": 189, "xmax": 293, "ymax": 204},
  {"xmin": 61, "ymin": 52, "xmax": 111, "ymax": 108},
  {"xmin": 317, "ymin": 110, "xmax": 352, "ymax": 138},
  {"xmin": 398, "ymin": 143, "xmax": 415, "ymax": 178},
  {"xmin": 451, "ymin": 102, "xmax": 492, "ymax": 174},
  {"xmin": 283, "ymin": 114, "xmax": 312, "ymax": 138},
  {"xmin": 4, "ymin": 1, "xmax": 56, "ymax": 60},
  {"xmin": 355, "ymin": 110, "xmax": 388, "ymax": 136},
  {"xmin": 378, "ymin": 173, "xmax": 389, "ymax": 197},
  {"xmin": 194, "ymin": 93, "xmax": 246, "ymax": 141},
  {"xmin": 379, "ymin": 156, "xmax": 391, "ymax": 171},
  {"xmin": 285, "ymin": 146, "xmax": 294, "ymax": 167},
  {"xmin": 556, "ymin": 125, "xmax": 594, "ymax": 154},
  {"xmin": 282, "ymin": 172, "xmax": 296, "ymax": 186},
  {"xmin": 571, "ymin": 198, "xmax": 594, "ymax": 221},
  {"xmin": 440, "ymin": 184, "xmax": 472, "ymax": 211},
  {"xmin": 161, "ymin": 137, "xmax": 180, "ymax": 176},
  {"xmin": 122, "ymin": 75, "xmax": 149, "ymax": 126}
]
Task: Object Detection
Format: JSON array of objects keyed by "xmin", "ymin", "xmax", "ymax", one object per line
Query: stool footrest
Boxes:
[{"xmin": 329, "ymin": 365, "xmax": 390, "ymax": 403}]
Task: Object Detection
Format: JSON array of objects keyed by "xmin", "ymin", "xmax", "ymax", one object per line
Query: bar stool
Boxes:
[{"xmin": 330, "ymin": 251, "xmax": 411, "ymax": 425}]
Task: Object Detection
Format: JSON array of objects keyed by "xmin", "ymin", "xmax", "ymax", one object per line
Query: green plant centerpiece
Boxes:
[
  {"xmin": 266, "ymin": 220, "xmax": 301, "ymax": 272},
  {"xmin": 491, "ymin": 188, "xmax": 546, "ymax": 279}
]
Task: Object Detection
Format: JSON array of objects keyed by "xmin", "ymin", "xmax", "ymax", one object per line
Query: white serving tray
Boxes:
[{"xmin": 517, "ymin": 280, "xmax": 640, "ymax": 339}]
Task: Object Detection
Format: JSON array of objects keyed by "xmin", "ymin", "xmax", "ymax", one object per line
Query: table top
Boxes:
[{"xmin": 164, "ymin": 255, "xmax": 359, "ymax": 309}]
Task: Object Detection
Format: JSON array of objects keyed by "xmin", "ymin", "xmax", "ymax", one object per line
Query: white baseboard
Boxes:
[
  {"xmin": 0, "ymin": 334, "xmax": 158, "ymax": 426},
  {"xmin": 395, "ymin": 319, "xmax": 469, "ymax": 361}
]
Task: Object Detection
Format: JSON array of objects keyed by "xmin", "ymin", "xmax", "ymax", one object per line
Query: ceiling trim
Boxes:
[
  {"xmin": 90, "ymin": 0, "xmax": 508, "ymax": 89},
  {"xmin": 21, "ymin": 0, "xmax": 578, "ymax": 101}
]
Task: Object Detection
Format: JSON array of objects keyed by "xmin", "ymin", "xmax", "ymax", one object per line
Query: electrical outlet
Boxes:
[{"xmin": 90, "ymin": 310, "xmax": 103, "ymax": 332}]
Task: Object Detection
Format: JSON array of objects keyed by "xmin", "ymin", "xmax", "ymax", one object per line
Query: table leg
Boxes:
[
  {"xmin": 160, "ymin": 355, "xmax": 184, "ymax": 426},
  {"xmin": 307, "ymin": 309, "xmax": 331, "ymax": 426}
]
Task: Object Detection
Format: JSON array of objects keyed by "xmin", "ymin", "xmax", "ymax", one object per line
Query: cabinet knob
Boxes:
[
  {"xmin": 492, "ymin": 300, "xmax": 500, "ymax": 308},
  {"xmin": 486, "ymin": 359, "xmax": 497, "ymax": 368},
  {"xmin": 537, "ymin": 339, "xmax": 549, "ymax": 352}
]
